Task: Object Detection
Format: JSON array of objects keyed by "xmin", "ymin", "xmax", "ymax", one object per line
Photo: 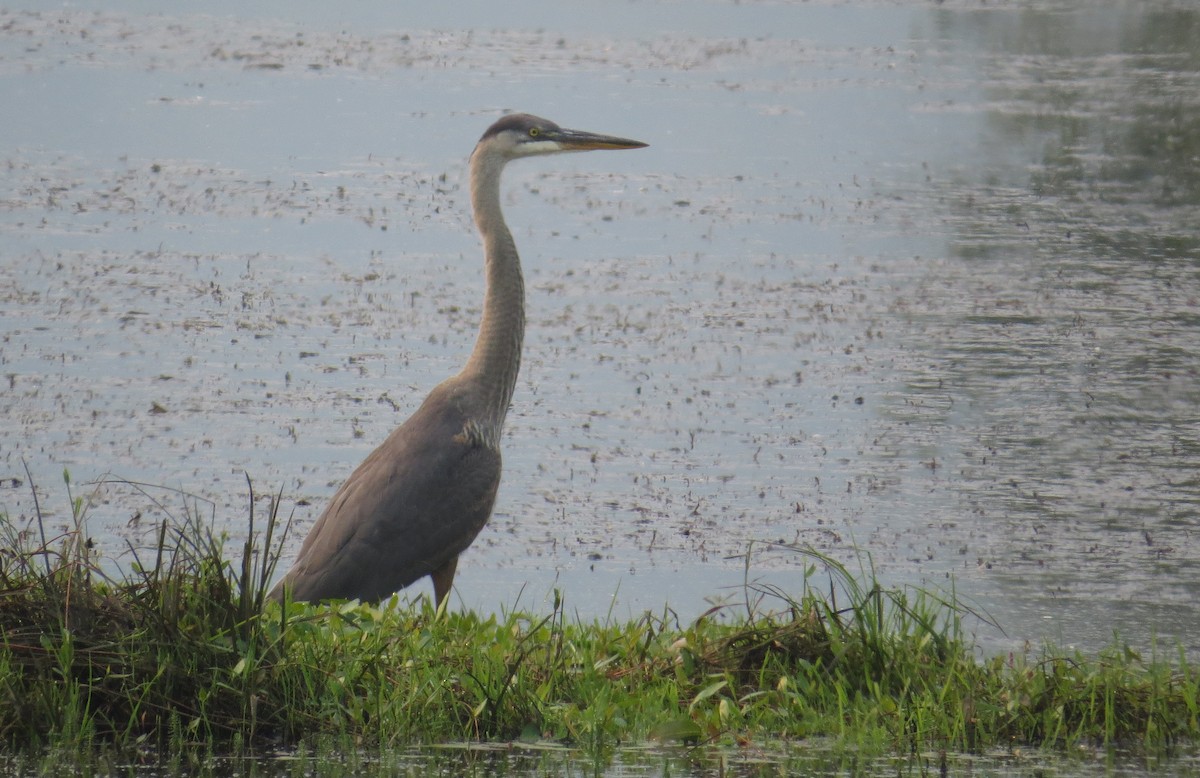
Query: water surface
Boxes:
[{"xmin": 1, "ymin": 0, "xmax": 1198, "ymax": 664}]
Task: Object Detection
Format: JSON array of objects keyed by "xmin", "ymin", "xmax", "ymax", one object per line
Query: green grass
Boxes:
[{"xmin": 1, "ymin": 473, "xmax": 1198, "ymax": 767}]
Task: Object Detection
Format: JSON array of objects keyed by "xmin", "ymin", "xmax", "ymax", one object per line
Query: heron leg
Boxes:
[{"xmin": 431, "ymin": 555, "xmax": 459, "ymax": 606}]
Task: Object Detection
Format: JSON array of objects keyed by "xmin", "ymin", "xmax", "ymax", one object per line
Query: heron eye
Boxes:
[{"xmin": 528, "ymin": 127, "xmax": 540, "ymax": 137}]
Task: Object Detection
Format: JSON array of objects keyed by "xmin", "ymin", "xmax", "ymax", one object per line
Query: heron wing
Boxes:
[{"xmin": 275, "ymin": 386, "xmax": 501, "ymax": 603}]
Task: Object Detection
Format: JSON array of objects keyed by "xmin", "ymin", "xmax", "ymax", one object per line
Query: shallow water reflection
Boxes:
[
  {"xmin": 16, "ymin": 741, "xmax": 1193, "ymax": 778},
  {"xmin": 876, "ymin": 4, "xmax": 1200, "ymax": 652},
  {"xmin": 0, "ymin": 0, "xmax": 1197, "ymax": 661}
]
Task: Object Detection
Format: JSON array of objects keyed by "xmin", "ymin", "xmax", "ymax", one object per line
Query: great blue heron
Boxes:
[{"xmin": 270, "ymin": 113, "xmax": 647, "ymax": 606}]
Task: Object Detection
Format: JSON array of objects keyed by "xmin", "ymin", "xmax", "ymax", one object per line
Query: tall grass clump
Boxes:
[
  {"xmin": 638, "ymin": 548, "xmax": 1199, "ymax": 757},
  {"xmin": 0, "ymin": 472, "xmax": 287, "ymax": 752}
]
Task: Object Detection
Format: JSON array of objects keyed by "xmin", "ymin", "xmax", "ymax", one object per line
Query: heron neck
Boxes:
[{"xmin": 460, "ymin": 149, "xmax": 526, "ymax": 430}]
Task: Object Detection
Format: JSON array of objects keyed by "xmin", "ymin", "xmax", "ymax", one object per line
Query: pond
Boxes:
[{"xmin": 1, "ymin": 0, "xmax": 1198, "ymax": 681}]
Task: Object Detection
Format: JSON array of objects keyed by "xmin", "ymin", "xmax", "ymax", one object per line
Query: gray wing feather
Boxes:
[{"xmin": 273, "ymin": 386, "xmax": 501, "ymax": 603}]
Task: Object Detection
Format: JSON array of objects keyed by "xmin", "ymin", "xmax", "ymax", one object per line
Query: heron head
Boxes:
[{"xmin": 476, "ymin": 113, "xmax": 647, "ymax": 160}]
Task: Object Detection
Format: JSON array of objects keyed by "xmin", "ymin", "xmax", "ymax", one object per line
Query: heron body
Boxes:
[{"xmin": 270, "ymin": 114, "xmax": 646, "ymax": 606}]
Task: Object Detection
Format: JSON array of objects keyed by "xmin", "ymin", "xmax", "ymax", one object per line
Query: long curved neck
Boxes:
[{"xmin": 458, "ymin": 147, "xmax": 525, "ymax": 429}]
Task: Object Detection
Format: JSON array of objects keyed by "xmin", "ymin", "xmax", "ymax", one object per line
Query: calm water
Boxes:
[
  {"xmin": 8, "ymin": 740, "xmax": 1199, "ymax": 777},
  {"xmin": 1, "ymin": 0, "xmax": 1198, "ymax": 679}
]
